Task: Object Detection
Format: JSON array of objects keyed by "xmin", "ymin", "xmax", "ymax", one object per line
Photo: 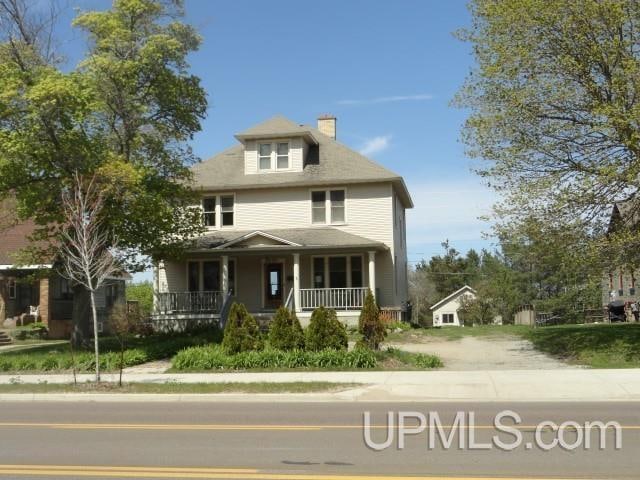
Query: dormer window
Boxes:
[
  {"xmin": 259, "ymin": 143, "xmax": 271, "ymax": 170},
  {"xmin": 276, "ymin": 143, "xmax": 289, "ymax": 169},
  {"xmin": 258, "ymin": 141, "xmax": 290, "ymax": 171}
]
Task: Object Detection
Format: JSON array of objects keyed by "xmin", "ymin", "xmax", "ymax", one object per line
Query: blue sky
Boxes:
[{"xmin": 55, "ymin": 0, "xmax": 497, "ymax": 281}]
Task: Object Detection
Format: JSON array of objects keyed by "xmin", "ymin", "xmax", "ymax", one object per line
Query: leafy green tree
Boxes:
[
  {"xmin": 126, "ymin": 281, "xmax": 154, "ymax": 317},
  {"xmin": 358, "ymin": 290, "xmax": 385, "ymax": 350},
  {"xmin": 305, "ymin": 307, "xmax": 348, "ymax": 351},
  {"xmin": 455, "ymin": 0, "xmax": 640, "ymax": 258},
  {"xmin": 222, "ymin": 303, "xmax": 263, "ymax": 355},
  {"xmin": 268, "ymin": 306, "xmax": 305, "ymax": 351},
  {"xmin": 0, "ymin": 0, "xmax": 207, "ymax": 342}
]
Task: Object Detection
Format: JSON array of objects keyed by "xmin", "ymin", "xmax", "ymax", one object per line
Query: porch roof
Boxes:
[{"xmin": 190, "ymin": 227, "xmax": 387, "ymax": 252}]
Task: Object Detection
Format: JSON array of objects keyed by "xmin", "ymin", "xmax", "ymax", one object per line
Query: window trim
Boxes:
[
  {"xmin": 184, "ymin": 258, "xmax": 237, "ymax": 294},
  {"xmin": 309, "ymin": 187, "xmax": 347, "ymax": 226},
  {"xmin": 310, "ymin": 254, "xmax": 364, "ymax": 289},
  {"xmin": 442, "ymin": 313, "xmax": 455, "ymax": 324},
  {"xmin": 257, "ymin": 140, "xmax": 291, "ymax": 172},
  {"xmin": 202, "ymin": 196, "xmax": 216, "ymax": 228},
  {"xmin": 201, "ymin": 193, "xmax": 235, "ymax": 230}
]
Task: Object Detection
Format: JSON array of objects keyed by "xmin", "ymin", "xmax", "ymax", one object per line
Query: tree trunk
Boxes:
[
  {"xmin": 71, "ymin": 284, "xmax": 91, "ymax": 348},
  {"xmin": 89, "ymin": 289, "xmax": 100, "ymax": 383}
]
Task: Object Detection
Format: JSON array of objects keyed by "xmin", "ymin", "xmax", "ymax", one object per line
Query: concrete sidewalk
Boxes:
[{"xmin": 1, "ymin": 369, "xmax": 640, "ymax": 402}]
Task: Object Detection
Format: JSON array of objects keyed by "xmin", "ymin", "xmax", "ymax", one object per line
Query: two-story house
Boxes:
[{"xmin": 153, "ymin": 115, "xmax": 413, "ymax": 326}]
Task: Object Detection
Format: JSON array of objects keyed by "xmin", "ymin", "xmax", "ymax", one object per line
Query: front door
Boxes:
[{"xmin": 264, "ymin": 263, "xmax": 283, "ymax": 309}]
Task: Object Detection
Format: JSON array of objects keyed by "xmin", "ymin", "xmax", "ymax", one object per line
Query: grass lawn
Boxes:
[
  {"xmin": 0, "ymin": 381, "xmax": 357, "ymax": 394},
  {"xmin": 386, "ymin": 324, "xmax": 533, "ymax": 342},
  {"xmin": 525, "ymin": 323, "xmax": 640, "ymax": 368},
  {"xmin": 0, "ymin": 329, "xmax": 221, "ymax": 373}
]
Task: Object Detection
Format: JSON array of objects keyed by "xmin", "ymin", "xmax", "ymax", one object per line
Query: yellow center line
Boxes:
[
  {"xmin": 0, "ymin": 422, "xmax": 636, "ymax": 431},
  {"xmin": 0, "ymin": 465, "xmax": 610, "ymax": 480}
]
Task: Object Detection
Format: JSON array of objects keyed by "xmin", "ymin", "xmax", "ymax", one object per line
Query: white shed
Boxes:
[{"xmin": 430, "ymin": 285, "xmax": 477, "ymax": 327}]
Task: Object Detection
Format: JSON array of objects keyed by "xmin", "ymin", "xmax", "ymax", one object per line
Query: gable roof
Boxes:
[
  {"xmin": 191, "ymin": 227, "xmax": 387, "ymax": 251},
  {"xmin": 430, "ymin": 285, "xmax": 477, "ymax": 311},
  {"xmin": 192, "ymin": 116, "xmax": 413, "ymax": 208},
  {"xmin": 608, "ymin": 200, "xmax": 640, "ymax": 233}
]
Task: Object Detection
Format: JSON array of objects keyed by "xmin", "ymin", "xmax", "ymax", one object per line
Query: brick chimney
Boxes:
[{"xmin": 317, "ymin": 114, "xmax": 336, "ymax": 139}]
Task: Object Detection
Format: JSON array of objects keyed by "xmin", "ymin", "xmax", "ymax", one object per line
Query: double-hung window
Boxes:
[
  {"xmin": 202, "ymin": 197, "xmax": 216, "ymax": 227},
  {"xmin": 258, "ymin": 142, "xmax": 290, "ymax": 171},
  {"xmin": 221, "ymin": 195, "xmax": 234, "ymax": 226},
  {"xmin": 330, "ymin": 190, "xmax": 345, "ymax": 223},
  {"xmin": 311, "ymin": 191, "xmax": 326, "ymax": 224},
  {"xmin": 276, "ymin": 143, "xmax": 289, "ymax": 169},
  {"xmin": 201, "ymin": 194, "xmax": 235, "ymax": 228},
  {"xmin": 442, "ymin": 313, "xmax": 454, "ymax": 324},
  {"xmin": 311, "ymin": 189, "xmax": 346, "ymax": 224},
  {"xmin": 259, "ymin": 143, "xmax": 272, "ymax": 170}
]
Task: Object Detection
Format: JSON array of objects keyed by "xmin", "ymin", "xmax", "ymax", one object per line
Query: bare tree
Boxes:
[{"xmin": 58, "ymin": 172, "xmax": 120, "ymax": 382}]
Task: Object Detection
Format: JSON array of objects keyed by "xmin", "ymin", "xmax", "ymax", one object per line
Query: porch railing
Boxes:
[
  {"xmin": 155, "ymin": 291, "xmax": 222, "ymax": 314},
  {"xmin": 299, "ymin": 287, "xmax": 368, "ymax": 311}
]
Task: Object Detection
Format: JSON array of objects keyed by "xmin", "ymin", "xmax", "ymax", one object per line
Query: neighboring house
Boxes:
[
  {"xmin": 602, "ymin": 201, "xmax": 640, "ymax": 307},
  {"xmin": 0, "ymin": 206, "xmax": 127, "ymax": 339},
  {"xmin": 430, "ymin": 285, "xmax": 477, "ymax": 327},
  {"xmin": 154, "ymin": 115, "xmax": 413, "ymax": 326}
]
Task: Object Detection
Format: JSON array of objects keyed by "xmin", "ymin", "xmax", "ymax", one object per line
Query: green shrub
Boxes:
[
  {"xmin": 222, "ymin": 303, "xmax": 264, "ymax": 354},
  {"xmin": 358, "ymin": 290, "xmax": 386, "ymax": 350},
  {"xmin": 10, "ymin": 322, "xmax": 48, "ymax": 340},
  {"xmin": 171, "ymin": 345, "xmax": 377, "ymax": 371},
  {"xmin": 305, "ymin": 307, "xmax": 348, "ymax": 351},
  {"xmin": 268, "ymin": 307, "xmax": 305, "ymax": 351},
  {"xmin": 414, "ymin": 353, "xmax": 443, "ymax": 369}
]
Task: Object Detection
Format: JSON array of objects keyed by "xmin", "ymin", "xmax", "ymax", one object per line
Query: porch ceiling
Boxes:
[{"xmin": 189, "ymin": 227, "xmax": 387, "ymax": 253}]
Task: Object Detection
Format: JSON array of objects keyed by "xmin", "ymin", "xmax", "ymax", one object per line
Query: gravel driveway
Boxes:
[{"xmin": 388, "ymin": 335, "xmax": 572, "ymax": 370}]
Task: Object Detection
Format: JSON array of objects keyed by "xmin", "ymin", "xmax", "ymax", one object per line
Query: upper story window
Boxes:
[
  {"xmin": 201, "ymin": 194, "xmax": 235, "ymax": 228},
  {"xmin": 258, "ymin": 142, "xmax": 290, "ymax": 171},
  {"xmin": 276, "ymin": 143, "xmax": 289, "ymax": 169},
  {"xmin": 202, "ymin": 197, "xmax": 216, "ymax": 227},
  {"xmin": 311, "ymin": 189, "xmax": 346, "ymax": 225},
  {"xmin": 221, "ymin": 195, "xmax": 234, "ymax": 226}
]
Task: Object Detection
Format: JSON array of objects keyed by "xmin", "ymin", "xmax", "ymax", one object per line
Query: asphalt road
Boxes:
[{"xmin": 0, "ymin": 401, "xmax": 638, "ymax": 479}]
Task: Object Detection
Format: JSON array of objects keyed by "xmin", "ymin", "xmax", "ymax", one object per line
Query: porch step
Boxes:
[{"xmin": 0, "ymin": 331, "xmax": 12, "ymax": 345}]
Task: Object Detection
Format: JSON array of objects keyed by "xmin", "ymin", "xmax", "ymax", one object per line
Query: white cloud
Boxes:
[
  {"xmin": 358, "ymin": 135, "xmax": 392, "ymax": 156},
  {"xmin": 337, "ymin": 94, "xmax": 434, "ymax": 106},
  {"xmin": 406, "ymin": 179, "xmax": 497, "ymax": 247}
]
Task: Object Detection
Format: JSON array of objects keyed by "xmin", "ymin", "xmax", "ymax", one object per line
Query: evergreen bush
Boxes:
[
  {"xmin": 268, "ymin": 307, "xmax": 305, "ymax": 351},
  {"xmin": 222, "ymin": 302, "xmax": 264, "ymax": 354},
  {"xmin": 305, "ymin": 307, "xmax": 348, "ymax": 351},
  {"xmin": 358, "ymin": 289, "xmax": 386, "ymax": 350}
]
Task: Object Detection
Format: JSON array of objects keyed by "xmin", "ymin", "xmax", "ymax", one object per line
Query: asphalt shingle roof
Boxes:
[
  {"xmin": 193, "ymin": 227, "xmax": 386, "ymax": 251},
  {"xmin": 192, "ymin": 116, "xmax": 413, "ymax": 208}
]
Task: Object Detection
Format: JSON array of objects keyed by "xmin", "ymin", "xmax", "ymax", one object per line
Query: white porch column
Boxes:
[
  {"xmin": 293, "ymin": 253, "xmax": 301, "ymax": 313},
  {"xmin": 221, "ymin": 255, "xmax": 229, "ymax": 295},
  {"xmin": 368, "ymin": 251, "xmax": 376, "ymax": 300}
]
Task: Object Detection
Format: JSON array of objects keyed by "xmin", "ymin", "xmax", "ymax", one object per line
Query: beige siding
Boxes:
[
  {"xmin": 391, "ymin": 191, "xmax": 409, "ymax": 305},
  {"xmin": 158, "ymin": 260, "xmax": 186, "ymax": 293},
  {"xmin": 189, "ymin": 181, "xmax": 401, "ymax": 306},
  {"xmin": 244, "ymin": 140, "xmax": 258, "ymax": 174}
]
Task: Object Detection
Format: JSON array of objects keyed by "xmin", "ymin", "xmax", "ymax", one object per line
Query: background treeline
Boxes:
[{"xmin": 409, "ymin": 220, "xmax": 603, "ymax": 326}]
